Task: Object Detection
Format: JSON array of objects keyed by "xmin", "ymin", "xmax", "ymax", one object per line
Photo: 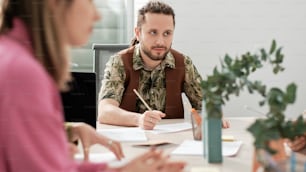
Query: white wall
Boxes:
[{"xmin": 135, "ymin": 0, "xmax": 306, "ymax": 118}]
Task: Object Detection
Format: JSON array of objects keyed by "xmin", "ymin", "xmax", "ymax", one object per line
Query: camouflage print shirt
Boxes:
[{"xmin": 99, "ymin": 44, "xmax": 203, "ymax": 113}]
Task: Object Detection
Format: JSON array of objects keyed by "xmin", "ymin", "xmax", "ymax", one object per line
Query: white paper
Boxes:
[
  {"xmin": 222, "ymin": 141, "xmax": 243, "ymax": 156},
  {"xmin": 149, "ymin": 122, "xmax": 192, "ymax": 134},
  {"xmin": 191, "ymin": 167, "xmax": 220, "ymax": 172},
  {"xmin": 171, "ymin": 140, "xmax": 243, "ymax": 157},
  {"xmin": 97, "ymin": 128, "xmax": 147, "ymax": 142}
]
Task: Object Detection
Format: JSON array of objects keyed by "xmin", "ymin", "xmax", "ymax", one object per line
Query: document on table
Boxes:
[
  {"xmin": 149, "ymin": 122, "xmax": 192, "ymax": 134},
  {"xmin": 191, "ymin": 167, "xmax": 220, "ymax": 172},
  {"xmin": 97, "ymin": 128, "xmax": 147, "ymax": 142},
  {"xmin": 171, "ymin": 140, "xmax": 243, "ymax": 157},
  {"xmin": 97, "ymin": 122, "xmax": 191, "ymax": 142}
]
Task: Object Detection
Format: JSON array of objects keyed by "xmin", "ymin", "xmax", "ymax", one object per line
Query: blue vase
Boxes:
[{"xmin": 202, "ymin": 101, "xmax": 223, "ymax": 163}]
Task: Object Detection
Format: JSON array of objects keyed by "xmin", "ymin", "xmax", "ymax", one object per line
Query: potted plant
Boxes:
[{"xmin": 201, "ymin": 40, "xmax": 306, "ymax": 165}]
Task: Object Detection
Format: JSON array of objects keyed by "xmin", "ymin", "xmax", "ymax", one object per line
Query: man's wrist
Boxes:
[{"xmin": 134, "ymin": 113, "xmax": 142, "ymax": 127}]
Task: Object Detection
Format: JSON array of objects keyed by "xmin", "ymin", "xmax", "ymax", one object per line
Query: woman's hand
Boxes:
[
  {"xmin": 111, "ymin": 148, "xmax": 186, "ymax": 172},
  {"xmin": 70, "ymin": 122, "xmax": 124, "ymax": 161},
  {"xmin": 285, "ymin": 111, "xmax": 306, "ymax": 153},
  {"xmin": 285, "ymin": 135, "xmax": 306, "ymax": 152},
  {"xmin": 68, "ymin": 143, "xmax": 79, "ymax": 160}
]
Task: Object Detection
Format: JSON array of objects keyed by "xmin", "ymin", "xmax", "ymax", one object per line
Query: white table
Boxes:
[{"xmin": 86, "ymin": 117, "xmax": 258, "ymax": 172}]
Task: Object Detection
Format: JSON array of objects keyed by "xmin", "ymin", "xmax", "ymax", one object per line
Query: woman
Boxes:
[
  {"xmin": 0, "ymin": 0, "xmax": 185, "ymax": 171},
  {"xmin": 65, "ymin": 122, "xmax": 124, "ymax": 161}
]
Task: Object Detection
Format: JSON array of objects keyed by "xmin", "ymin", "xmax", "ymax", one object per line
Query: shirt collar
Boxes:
[
  {"xmin": 6, "ymin": 18, "xmax": 32, "ymax": 52},
  {"xmin": 133, "ymin": 44, "xmax": 176, "ymax": 71}
]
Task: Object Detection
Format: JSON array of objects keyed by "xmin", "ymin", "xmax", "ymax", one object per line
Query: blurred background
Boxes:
[{"xmin": 71, "ymin": 0, "xmax": 306, "ymax": 119}]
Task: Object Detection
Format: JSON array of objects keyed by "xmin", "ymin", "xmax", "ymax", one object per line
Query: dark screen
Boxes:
[{"xmin": 61, "ymin": 72, "xmax": 96, "ymax": 128}]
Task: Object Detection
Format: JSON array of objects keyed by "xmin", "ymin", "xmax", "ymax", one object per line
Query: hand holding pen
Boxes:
[{"xmin": 133, "ymin": 89, "xmax": 165, "ymax": 130}]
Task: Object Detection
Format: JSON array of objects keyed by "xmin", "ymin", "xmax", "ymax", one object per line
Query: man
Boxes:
[{"xmin": 98, "ymin": 1, "xmax": 229, "ymax": 130}]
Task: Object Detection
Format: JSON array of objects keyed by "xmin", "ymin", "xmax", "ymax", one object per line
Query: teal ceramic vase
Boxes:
[{"xmin": 202, "ymin": 100, "xmax": 223, "ymax": 163}]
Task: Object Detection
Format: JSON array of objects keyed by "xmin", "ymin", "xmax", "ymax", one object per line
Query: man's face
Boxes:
[{"xmin": 135, "ymin": 13, "xmax": 174, "ymax": 61}]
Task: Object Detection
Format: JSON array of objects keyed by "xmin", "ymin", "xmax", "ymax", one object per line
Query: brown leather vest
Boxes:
[{"xmin": 118, "ymin": 46, "xmax": 185, "ymax": 119}]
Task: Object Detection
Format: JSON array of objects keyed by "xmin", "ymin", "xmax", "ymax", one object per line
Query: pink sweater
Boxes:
[{"xmin": 0, "ymin": 19, "xmax": 109, "ymax": 172}]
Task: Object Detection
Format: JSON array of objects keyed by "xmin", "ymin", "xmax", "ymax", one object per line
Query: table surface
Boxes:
[{"xmin": 87, "ymin": 117, "xmax": 260, "ymax": 172}]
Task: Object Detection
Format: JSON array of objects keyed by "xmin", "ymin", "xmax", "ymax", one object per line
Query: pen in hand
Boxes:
[{"xmin": 133, "ymin": 89, "xmax": 152, "ymax": 111}]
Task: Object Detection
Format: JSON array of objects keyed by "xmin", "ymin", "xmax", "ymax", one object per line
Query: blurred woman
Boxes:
[{"xmin": 0, "ymin": 0, "xmax": 185, "ymax": 171}]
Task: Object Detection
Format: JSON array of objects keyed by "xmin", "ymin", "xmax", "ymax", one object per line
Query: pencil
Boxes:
[{"xmin": 133, "ymin": 89, "xmax": 152, "ymax": 111}]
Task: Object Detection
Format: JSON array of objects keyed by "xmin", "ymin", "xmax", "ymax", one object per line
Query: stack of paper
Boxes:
[
  {"xmin": 171, "ymin": 140, "xmax": 243, "ymax": 157},
  {"xmin": 149, "ymin": 122, "xmax": 192, "ymax": 134},
  {"xmin": 97, "ymin": 128, "xmax": 147, "ymax": 142},
  {"xmin": 191, "ymin": 167, "xmax": 219, "ymax": 172}
]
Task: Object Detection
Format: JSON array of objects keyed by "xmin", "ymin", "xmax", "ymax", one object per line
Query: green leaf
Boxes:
[
  {"xmin": 259, "ymin": 100, "xmax": 265, "ymax": 106},
  {"xmin": 213, "ymin": 67, "xmax": 219, "ymax": 75},
  {"xmin": 224, "ymin": 54, "xmax": 232, "ymax": 66},
  {"xmin": 247, "ymin": 119, "xmax": 264, "ymax": 137},
  {"xmin": 275, "ymin": 48, "xmax": 283, "ymax": 63},
  {"xmin": 286, "ymin": 83, "xmax": 297, "ymax": 104},
  {"xmin": 269, "ymin": 40, "xmax": 277, "ymax": 54},
  {"xmin": 260, "ymin": 48, "xmax": 267, "ymax": 61}
]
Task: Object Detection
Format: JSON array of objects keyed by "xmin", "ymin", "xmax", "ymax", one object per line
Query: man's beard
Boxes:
[{"xmin": 141, "ymin": 43, "xmax": 171, "ymax": 61}]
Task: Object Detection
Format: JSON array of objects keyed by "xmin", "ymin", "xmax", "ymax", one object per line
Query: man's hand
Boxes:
[
  {"xmin": 222, "ymin": 119, "xmax": 230, "ymax": 129},
  {"xmin": 138, "ymin": 110, "xmax": 166, "ymax": 130}
]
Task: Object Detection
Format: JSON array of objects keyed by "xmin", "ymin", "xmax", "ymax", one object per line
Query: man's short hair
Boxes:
[{"xmin": 136, "ymin": 0, "xmax": 175, "ymax": 27}]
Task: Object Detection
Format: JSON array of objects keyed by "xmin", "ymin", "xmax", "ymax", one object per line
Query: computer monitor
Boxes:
[{"xmin": 61, "ymin": 72, "xmax": 96, "ymax": 128}]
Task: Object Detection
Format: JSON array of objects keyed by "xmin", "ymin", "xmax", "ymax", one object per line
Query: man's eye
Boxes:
[
  {"xmin": 163, "ymin": 31, "xmax": 172, "ymax": 36},
  {"xmin": 149, "ymin": 31, "xmax": 157, "ymax": 35}
]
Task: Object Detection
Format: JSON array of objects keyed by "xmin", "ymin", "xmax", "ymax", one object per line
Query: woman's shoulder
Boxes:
[
  {"xmin": 0, "ymin": 36, "xmax": 50, "ymax": 87},
  {"xmin": 0, "ymin": 34, "xmax": 32, "ymax": 64}
]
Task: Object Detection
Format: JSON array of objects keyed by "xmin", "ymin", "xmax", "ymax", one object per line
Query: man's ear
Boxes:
[{"xmin": 134, "ymin": 27, "xmax": 140, "ymax": 41}]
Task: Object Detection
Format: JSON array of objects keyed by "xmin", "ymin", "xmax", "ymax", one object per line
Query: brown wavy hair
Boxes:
[{"xmin": 0, "ymin": 0, "xmax": 73, "ymax": 91}]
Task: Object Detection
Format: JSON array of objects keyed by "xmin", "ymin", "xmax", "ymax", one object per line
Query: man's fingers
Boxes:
[
  {"xmin": 222, "ymin": 120, "xmax": 230, "ymax": 128},
  {"xmin": 143, "ymin": 122, "xmax": 155, "ymax": 130}
]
